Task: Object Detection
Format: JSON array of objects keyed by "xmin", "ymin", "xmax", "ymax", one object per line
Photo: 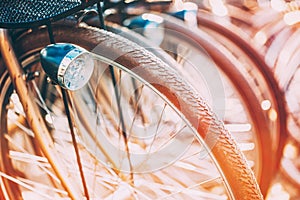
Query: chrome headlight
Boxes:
[{"xmin": 40, "ymin": 43, "xmax": 94, "ymax": 91}]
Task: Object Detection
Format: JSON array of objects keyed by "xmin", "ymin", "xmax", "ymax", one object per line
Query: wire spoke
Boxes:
[
  {"xmin": 158, "ymin": 177, "xmax": 225, "ymax": 199},
  {"xmin": 5, "ymin": 134, "xmax": 60, "ymax": 183},
  {"xmin": 147, "ymin": 103, "xmax": 167, "ymax": 154},
  {"xmin": 0, "ymin": 172, "xmax": 55, "ymax": 200}
]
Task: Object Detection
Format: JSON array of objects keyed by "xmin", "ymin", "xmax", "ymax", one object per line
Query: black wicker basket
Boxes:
[{"xmin": 0, "ymin": 0, "xmax": 100, "ymax": 28}]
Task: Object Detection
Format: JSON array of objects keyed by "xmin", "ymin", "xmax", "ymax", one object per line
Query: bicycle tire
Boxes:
[
  {"xmin": 0, "ymin": 24, "xmax": 262, "ymax": 199},
  {"xmin": 196, "ymin": 12, "xmax": 287, "ymax": 195}
]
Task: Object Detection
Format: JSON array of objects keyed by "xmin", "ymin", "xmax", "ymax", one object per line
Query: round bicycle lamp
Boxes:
[{"xmin": 40, "ymin": 43, "xmax": 94, "ymax": 91}]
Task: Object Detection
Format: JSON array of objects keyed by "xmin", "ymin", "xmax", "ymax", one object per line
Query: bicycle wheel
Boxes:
[
  {"xmin": 266, "ymin": 22, "xmax": 300, "ymax": 192},
  {"xmin": 0, "ymin": 24, "xmax": 262, "ymax": 199},
  {"xmin": 116, "ymin": 12, "xmax": 285, "ymax": 195}
]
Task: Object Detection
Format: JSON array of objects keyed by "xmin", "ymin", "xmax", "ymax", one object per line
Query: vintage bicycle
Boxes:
[{"xmin": 0, "ymin": 0, "xmax": 262, "ymax": 199}]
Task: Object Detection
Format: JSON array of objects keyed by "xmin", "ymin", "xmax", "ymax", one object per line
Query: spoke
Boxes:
[
  {"xmin": 0, "ymin": 172, "xmax": 54, "ymax": 200},
  {"xmin": 94, "ymin": 82, "xmax": 119, "ymax": 131},
  {"xmin": 61, "ymin": 88, "xmax": 90, "ymax": 200},
  {"xmin": 128, "ymin": 84, "xmax": 146, "ymax": 134},
  {"xmin": 131, "ymin": 79, "xmax": 147, "ymax": 124},
  {"xmin": 7, "ymin": 115, "xmax": 34, "ymax": 137},
  {"xmin": 128, "ymin": 173, "xmax": 224, "ymax": 199},
  {"xmin": 125, "ymin": 182, "xmax": 153, "ymax": 200},
  {"xmin": 18, "ymin": 177, "xmax": 68, "ymax": 195},
  {"xmin": 155, "ymin": 124, "xmax": 187, "ymax": 152},
  {"xmin": 9, "ymin": 151, "xmax": 49, "ymax": 166},
  {"xmin": 5, "ymin": 134, "xmax": 60, "ymax": 183},
  {"xmin": 70, "ymin": 104, "xmax": 121, "ymax": 197},
  {"xmin": 71, "ymin": 84, "xmax": 125, "ymax": 176},
  {"xmin": 133, "ymin": 123, "xmax": 188, "ymax": 171},
  {"xmin": 174, "ymin": 160, "xmax": 217, "ymax": 177},
  {"xmin": 109, "ymin": 66, "xmax": 134, "ymax": 181},
  {"xmin": 174, "ymin": 148, "xmax": 220, "ymax": 178},
  {"xmin": 32, "ymin": 81, "xmax": 53, "ymax": 116},
  {"xmin": 9, "ymin": 92, "xmax": 26, "ymax": 117},
  {"xmin": 147, "ymin": 103, "xmax": 167, "ymax": 154},
  {"xmin": 178, "ymin": 150, "xmax": 201, "ymax": 162},
  {"xmin": 285, "ymin": 64, "xmax": 300, "ymax": 91},
  {"xmin": 158, "ymin": 177, "xmax": 225, "ymax": 200}
]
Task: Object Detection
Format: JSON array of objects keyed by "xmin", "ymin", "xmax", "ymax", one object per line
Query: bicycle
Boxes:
[
  {"xmin": 242, "ymin": 1, "xmax": 300, "ymax": 196},
  {"xmin": 89, "ymin": 1, "xmax": 287, "ymax": 196},
  {"xmin": 0, "ymin": 0, "xmax": 263, "ymax": 199},
  {"xmin": 195, "ymin": 1, "xmax": 299, "ymax": 198}
]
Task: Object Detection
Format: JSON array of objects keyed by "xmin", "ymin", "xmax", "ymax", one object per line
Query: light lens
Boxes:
[{"xmin": 58, "ymin": 49, "xmax": 94, "ymax": 91}]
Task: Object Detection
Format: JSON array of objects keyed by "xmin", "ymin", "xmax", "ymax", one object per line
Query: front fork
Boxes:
[{"xmin": 0, "ymin": 29, "xmax": 80, "ymax": 200}]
